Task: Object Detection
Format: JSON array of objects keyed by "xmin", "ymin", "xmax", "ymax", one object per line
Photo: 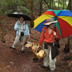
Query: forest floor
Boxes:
[{"xmin": 0, "ymin": 15, "xmax": 72, "ymax": 72}]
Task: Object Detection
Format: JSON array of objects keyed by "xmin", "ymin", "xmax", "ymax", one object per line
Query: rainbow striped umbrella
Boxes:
[{"xmin": 34, "ymin": 9, "xmax": 72, "ymax": 38}]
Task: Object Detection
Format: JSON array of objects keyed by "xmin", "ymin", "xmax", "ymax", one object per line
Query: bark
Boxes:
[
  {"xmin": 50, "ymin": 0, "xmax": 51, "ymax": 9},
  {"xmin": 29, "ymin": 0, "xmax": 35, "ymax": 28},
  {"xmin": 67, "ymin": 0, "xmax": 72, "ymax": 52},
  {"xmin": 67, "ymin": 0, "xmax": 71, "ymax": 11},
  {"xmin": 51, "ymin": 0, "xmax": 54, "ymax": 8},
  {"xmin": 63, "ymin": 0, "xmax": 64, "ymax": 9},
  {"xmin": 71, "ymin": 0, "xmax": 72, "ymax": 11},
  {"xmin": 39, "ymin": 0, "xmax": 42, "ymax": 16}
]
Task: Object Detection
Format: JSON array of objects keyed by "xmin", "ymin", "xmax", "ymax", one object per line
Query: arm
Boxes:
[
  {"xmin": 37, "ymin": 27, "xmax": 45, "ymax": 51},
  {"xmin": 26, "ymin": 24, "xmax": 30, "ymax": 36},
  {"xmin": 14, "ymin": 21, "xmax": 19, "ymax": 30},
  {"xmin": 38, "ymin": 27, "xmax": 45, "ymax": 45},
  {"xmin": 55, "ymin": 28, "xmax": 61, "ymax": 40}
]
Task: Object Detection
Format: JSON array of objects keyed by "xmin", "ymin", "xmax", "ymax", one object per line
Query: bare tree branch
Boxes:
[{"xmin": 43, "ymin": 0, "xmax": 49, "ymax": 8}]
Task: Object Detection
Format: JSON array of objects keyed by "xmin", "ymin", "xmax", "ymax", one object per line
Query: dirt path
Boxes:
[
  {"xmin": 0, "ymin": 37, "xmax": 72, "ymax": 72},
  {"xmin": 0, "ymin": 41, "xmax": 50, "ymax": 72}
]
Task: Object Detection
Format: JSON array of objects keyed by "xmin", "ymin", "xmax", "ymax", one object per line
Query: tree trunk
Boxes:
[
  {"xmin": 71, "ymin": 0, "xmax": 72, "ymax": 11},
  {"xmin": 67, "ymin": 0, "xmax": 71, "ymax": 11},
  {"xmin": 66, "ymin": 0, "xmax": 72, "ymax": 53},
  {"xmin": 39, "ymin": 0, "xmax": 42, "ymax": 16},
  {"xmin": 58, "ymin": 0, "xmax": 60, "ymax": 10},
  {"xmin": 50, "ymin": 0, "xmax": 51, "ymax": 9},
  {"xmin": 63, "ymin": 0, "xmax": 64, "ymax": 9},
  {"xmin": 29, "ymin": 0, "xmax": 35, "ymax": 28},
  {"xmin": 51, "ymin": 0, "xmax": 54, "ymax": 8}
]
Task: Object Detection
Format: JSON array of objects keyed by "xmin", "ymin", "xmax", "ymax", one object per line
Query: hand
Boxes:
[
  {"xmin": 53, "ymin": 31, "xmax": 57, "ymax": 37},
  {"xmin": 36, "ymin": 45, "xmax": 40, "ymax": 52},
  {"xmin": 28, "ymin": 36, "xmax": 30, "ymax": 39},
  {"xmin": 17, "ymin": 22, "xmax": 19, "ymax": 24}
]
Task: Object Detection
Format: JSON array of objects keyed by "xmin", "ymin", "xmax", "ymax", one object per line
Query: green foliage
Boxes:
[
  {"xmin": 7, "ymin": 0, "xmax": 25, "ymax": 7},
  {"xmin": 61, "ymin": 62, "xmax": 68, "ymax": 65},
  {"xmin": 17, "ymin": 6, "xmax": 30, "ymax": 14},
  {"xmin": 0, "ymin": 9, "xmax": 2, "ymax": 14},
  {"xmin": 5, "ymin": 9, "xmax": 14, "ymax": 14},
  {"xmin": 43, "ymin": 0, "xmax": 69, "ymax": 9},
  {"xmin": 0, "ymin": 0, "xmax": 29, "ymax": 15},
  {"xmin": 0, "ymin": 0, "xmax": 70, "ymax": 15},
  {"xmin": 0, "ymin": 0, "xmax": 8, "ymax": 8},
  {"xmin": 3, "ymin": 28, "xmax": 6, "ymax": 32},
  {"xmin": 1, "ymin": 38, "xmax": 3, "ymax": 41},
  {"xmin": 33, "ymin": 0, "xmax": 39, "ymax": 3}
]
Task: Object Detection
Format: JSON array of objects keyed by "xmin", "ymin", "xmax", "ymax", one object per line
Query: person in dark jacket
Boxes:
[{"xmin": 37, "ymin": 18, "xmax": 61, "ymax": 72}]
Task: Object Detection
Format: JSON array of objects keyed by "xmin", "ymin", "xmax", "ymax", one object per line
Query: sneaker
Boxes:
[
  {"xmin": 39, "ymin": 64, "xmax": 49, "ymax": 68},
  {"xmin": 9, "ymin": 46, "xmax": 16, "ymax": 50},
  {"xmin": 21, "ymin": 47, "xmax": 25, "ymax": 53},
  {"xmin": 50, "ymin": 70, "xmax": 54, "ymax": 72},
  {"xmin": 21, "ymin": 50, "xmax": 25, "ymax": 53}
]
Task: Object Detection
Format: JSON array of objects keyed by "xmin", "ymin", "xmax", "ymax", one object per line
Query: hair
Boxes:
[
  {"xmin": 19, "ymin": 16, "xmax": 24, "ymax": 20},
  {"xmin": 46, "ymin": 23, "xmax": 55, "ymax": 28},
  {"xmin": 47, "ymin": 25, "xmax": 49, "ymax": 27},
  {"xmin": 45, "ymin": 25, "xmax": 49, "ymax": 28}
]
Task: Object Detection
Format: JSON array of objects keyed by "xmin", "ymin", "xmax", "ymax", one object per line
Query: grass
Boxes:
[
  {"xmin": 3, "ymin": 28, "xmax": 6, "ymax": 32},
  {"xmin": 61, "ymin": 62, "xmax": 68, "ymax": 65},
  {"xmin": 2, "ymin": 20, "xmax": 7, "ymax": 25},
  {"xmin": 1, "ymin": 38, "xmax": 3, "ymax": 40}
]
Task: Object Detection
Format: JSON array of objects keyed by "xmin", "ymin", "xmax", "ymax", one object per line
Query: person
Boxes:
[
  {"xmin": 9, "ymin": 16, "xmax": 30, "ymax": 52},
  {"xmin": 37, "ymin": 18, "xmax": 61, "ymax": 72}
]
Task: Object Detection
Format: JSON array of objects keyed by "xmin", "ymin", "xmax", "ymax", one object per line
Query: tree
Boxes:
[
  {"xmin": 43, "ymin": 0, "xmax": 53, "ymax": 9},
  {"xmin": 29, "ymin": 0, "xmax": 35, "ymax": 27},
  {"xmin": 39, "ymin": 0, "xmax": 42, "ymax": 15},
  {"xmin": 63, "ymin": 0, "xmax": 64, "ymax": 9},
  {"xmin": 49, "ymin": 0, "xmax": 52, "ymax": 9},
  {"xmin": 58, "ymin": 0, "xmax": 60, "ymax": 10},
  {"xmin": 43, "ymin": 0, "xmax": 49, "ymax": 8},
  {"xmin": 0, "ymin": 0, "xmax": 29, "ymax": 14},
  {"xmin": 67, "ymin": 0, "xmax": 72, "ymax": 11}
]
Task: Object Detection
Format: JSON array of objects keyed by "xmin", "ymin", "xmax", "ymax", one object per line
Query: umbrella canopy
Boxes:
[
  {"xmin": 7, "ymin": 12, "xmax": 31, "ymax": 21},
  {"xmin": 34, "ymin": 9, "xmax": 72, "ymax": 38}
]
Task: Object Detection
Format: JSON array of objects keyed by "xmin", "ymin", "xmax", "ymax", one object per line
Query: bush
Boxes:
[{"xmin": 0, "ymin": 0, "xmax": 30, "ymax": 15}]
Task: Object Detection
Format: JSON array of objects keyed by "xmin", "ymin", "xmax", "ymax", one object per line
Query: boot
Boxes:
[{"xmin": 39, "ymin": 64, "xmax": 49, "ymax": 68}]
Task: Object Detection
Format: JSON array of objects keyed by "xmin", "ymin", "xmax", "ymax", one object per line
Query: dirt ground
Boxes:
[{"xmin": 0, "ymin": 16, "xmax": 72, "ymax": 72}]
